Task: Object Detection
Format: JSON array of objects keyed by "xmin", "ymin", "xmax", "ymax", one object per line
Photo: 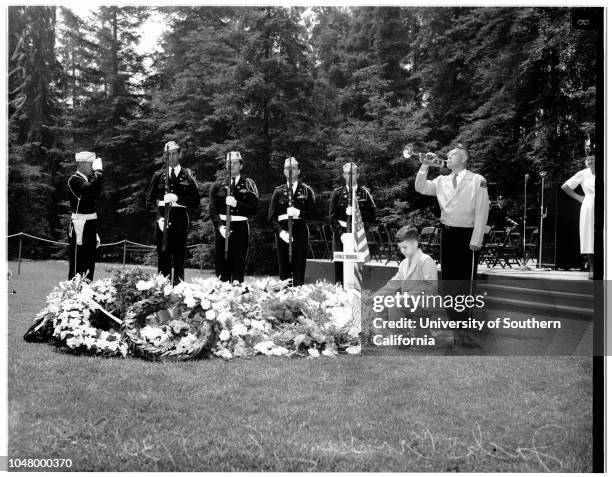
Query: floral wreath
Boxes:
[{"xmin": 121, "ymin": 279, "xmax": 217, "ymax": 362}]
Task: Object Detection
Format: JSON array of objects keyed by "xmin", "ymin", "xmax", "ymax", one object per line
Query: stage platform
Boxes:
[{"xmin": 305, "ymin": 259, "xmax": 595, "ymax": 320}]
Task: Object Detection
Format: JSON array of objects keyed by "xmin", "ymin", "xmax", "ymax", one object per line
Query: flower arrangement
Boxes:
[{"xmin": 25, "ymin": 270, "xmax": 361, "ymax": 361}]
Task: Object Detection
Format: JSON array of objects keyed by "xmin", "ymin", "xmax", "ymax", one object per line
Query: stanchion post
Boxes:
[
  {"xmin": 17, "ymin": 233, "xmax": 23, "ymax": 275},
  {"xmin": 122, "ymin": 239, "xmax": 127, "ymax": 269}
]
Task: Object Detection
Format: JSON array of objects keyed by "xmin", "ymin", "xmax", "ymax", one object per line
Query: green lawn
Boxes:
[{"xmin": 8, "ymin": 261, "xmax": 593, "ymax": 471}]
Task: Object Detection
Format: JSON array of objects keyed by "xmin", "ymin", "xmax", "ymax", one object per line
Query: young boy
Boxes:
[
  {"xmin": 376, "ymin": 225, "xmax": 437, "ymax": 296},
  {"xmin": 373, "ymin": 225, "xmax": 440, "ymax": 340}
]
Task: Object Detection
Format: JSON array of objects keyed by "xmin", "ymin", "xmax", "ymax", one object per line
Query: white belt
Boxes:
[
  {"xmin": 219, "ymin": 214, "xmax": 248, "ymax": 222},
  {"xmin": 157, "ymin": 200, "xmax": 186, "ymax": 208},
  {"xmin": 278, "ymin": 214, "xmax": 302, "ymax": 221},
  {"xmin": 71, "ymin": 213, "xmax": 97, "ymax": 221},
  {"xmin": 338, "ymin": 220, "xmax": 347, "ymax": 228}
]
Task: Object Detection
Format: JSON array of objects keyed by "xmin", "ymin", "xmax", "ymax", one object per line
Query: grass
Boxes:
[{"xmin": 8, "ymin": 261, "xmax": 593, "ymax": 471}]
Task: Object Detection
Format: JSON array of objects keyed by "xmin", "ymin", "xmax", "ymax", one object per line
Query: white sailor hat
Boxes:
[
  {"xmin": 228, "ymin": 151, "xmax": 242, "ymax": 161},
  {"xmin": 164, "ymin": 141, "xmax": 180, "ymax": 152},
  {"xmin": 342, "ymin": 162, "xmax": 358, "ymax": 173},
  {"xmin": 75, "ymin": 151, "xmax": 96, "ymax": 163},
  {"xmin": 284, "ymin": 157, "xmax": 299, "ymax": 168}
]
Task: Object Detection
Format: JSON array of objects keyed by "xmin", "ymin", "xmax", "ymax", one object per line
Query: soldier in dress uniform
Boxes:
[
  {"xmin": 488, "ymin": 195, "xmax": 518, "ymax": 231},
  {"xmin": 67, "ymin": 151, "xmax": 104, "ymax": 281},
  {"xmin": 329, "ymin": 162, "xmax": 376, "ymax": 284},
  {"xmin": 209, "ymin": 151, "xmax": 259, "ymax": 283},
  {"xmin": 268, "ymin": 157, "xmax": 317, "ymax": 286},
  {"xmin": 146, "ymin": 141, "xmax": 200, "ymax": 285},
  {"xmin": 415, "ymin": 144, "xmax": 489, "ymax": 346}
]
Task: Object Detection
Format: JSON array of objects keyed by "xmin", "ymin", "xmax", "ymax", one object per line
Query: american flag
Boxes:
[
  {"xmin": 349, "ymin": 187, "xmax": 369, "ymax": 330},
  {"xmin": 352, "ymin": 188, "xmax": 370, "ymax": 264}
]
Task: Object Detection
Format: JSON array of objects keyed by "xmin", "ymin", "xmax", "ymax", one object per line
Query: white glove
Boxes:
[
  {"xmin": 279, "ymin": 230, "xmax": 290, "ymax": 243},
  {"xmin": 219, "ymin": 225, "xmax": 228, "ymax": 239},
  {"xmin": 286, "ymin": 206, "xmax": 300, "ymax": 218},
  {"xmin": 225, "ymin": 196, "xmax": 237, "ymax": 207},
  {"xmin": 96, "ymin": 234, "xmax": 101, "ymax": 249},
  {"xmin": 92, "ymin": 157, "xmax": 103, "ymax": 171},
  {"xmin": 341, "ymin": 233, "xmax": 354, "ymax": 247},
  {"xmin": 163, "ymin": 193, "xmax": 178, "ymax": 204},
  {"xmin": 345, "ymin": 206, "xmax": 353, "ymax": 216},
  {"xmin": 157, "ymin": 218, "xmax": 167, "ymax": 231}
]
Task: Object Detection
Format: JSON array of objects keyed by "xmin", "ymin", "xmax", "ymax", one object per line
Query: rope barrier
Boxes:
[
  {"xmin": 20, "ymin": 232, "xmax": 67, "ymax": 246},
  {"xmin": 7, "ymin": 232, "xmax": 208, "ymax": 275},
  {"xmin": 124, "ymin": 240, "xmax": 156, "ymax": 249}
]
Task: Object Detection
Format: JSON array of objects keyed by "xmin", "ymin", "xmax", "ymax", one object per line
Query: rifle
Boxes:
[
  {"xmin": 162, "ymin": 149, "xmax": 170, "ymax": 252},
  {"xmin": 347, "ymin": 162, "xmax": 353, "ymax": 234},
  {"xmin": 224, "ymin": 152, "xmax": 231, "ymax": 259},
  {"xmin": 288, "ymin": 159, "xmax": 293, "ymax": 263}
]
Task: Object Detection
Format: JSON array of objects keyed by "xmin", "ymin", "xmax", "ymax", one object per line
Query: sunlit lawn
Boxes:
[{"xmin": 7, "ymin": 261, "xmax": 593, "ymax": 471}]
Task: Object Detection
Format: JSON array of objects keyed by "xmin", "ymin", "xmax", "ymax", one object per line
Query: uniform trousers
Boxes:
[
  {"xmin": 440, "ymin": 225, "xmax": 479, "ymax": 324},
  {"xmin": 214, "ymin": 221, "xmax": 249, "ymax": 283},
  {"xmin": 156, "ymin": 207, "xmax": 189, "ymax": 285},
  {"xmin": 68, "ymin": 219, "xmax": 97, "ymax": 281},
  {"xmin": 276, "ymin": 220, "xmax": 309, "ymax": 286}
]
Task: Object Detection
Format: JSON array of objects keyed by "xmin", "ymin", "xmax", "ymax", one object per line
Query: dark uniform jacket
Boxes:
[
  {"xmin": 268, "ymin": 181, "xmax": 317, "ymax": 233},
  {"xmin": 209, "ymin": 176, "xmax": 259, "ymax": 229},
  {"xmin": 145, "ymin": 166, "xmax": 200, "ymax": 216},
  {"xmin": 329, "ymin": 184, "xmax": 376, "ymax": 236},
  {"xmin": 67, "ymin": 171, "xmax": 103, "ymax": 214}
]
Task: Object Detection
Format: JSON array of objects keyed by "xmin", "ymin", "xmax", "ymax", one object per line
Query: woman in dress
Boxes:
[{"xmin": 561, "ymin": 155, "xmax": 595, "ymax": 278}]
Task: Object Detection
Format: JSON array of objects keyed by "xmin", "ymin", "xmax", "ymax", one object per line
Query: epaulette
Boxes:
[
  {"xmin": 246, "ymin": 178, "xmax": 259, "ymax": 197},
  {"xmin": 362, "ymin": 185, "xmax": 374, "ymax": 201},
  {"xmin": 67, "ymin": 174, "xmax": 82, "ymax": 199},
  {"xmin": 303, "ymin": 183, "xmax": 316, "ymax": 201}
]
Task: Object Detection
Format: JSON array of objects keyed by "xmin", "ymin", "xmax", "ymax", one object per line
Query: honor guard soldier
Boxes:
[
  {"xmin": 67, "ymin": 151, "xmax": 104, "ymax": 280},
  {"xmin": 209, "ymin": 151, "xmax": 259, "ymax": 283},
  {"xmin": 268, "ymin": 157, "xmax": 317, "ymax": 286},
  {"xmin": 329, "ymin": 162, "xmax": 376, "ymax": 284},
  {"xmin": 415, "ymin": 144, "xmax": 489, "ymax": 346},
  {"xmin": 146, "ymin": 141, "xmax": 200, "ymax": 285}
]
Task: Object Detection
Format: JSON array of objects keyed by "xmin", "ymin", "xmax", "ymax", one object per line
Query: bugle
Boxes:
[{"xmin": 402, "ymin": 143, "xmax": 447, "ymax": 168}]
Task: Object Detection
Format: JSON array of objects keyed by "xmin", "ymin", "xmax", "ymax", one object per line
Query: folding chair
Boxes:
[{"xmin": 366, "ymin": 225, "xmax": 383, "ymax": 261}]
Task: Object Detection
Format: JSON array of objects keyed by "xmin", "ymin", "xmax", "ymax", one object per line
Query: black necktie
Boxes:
[
  {"xmin": 171, "ymin": 168, "xmax": 177, "ymax": 182},
  {"xmin": 231, "ymin": 177, "xmax": 236, "ymax": 191}
]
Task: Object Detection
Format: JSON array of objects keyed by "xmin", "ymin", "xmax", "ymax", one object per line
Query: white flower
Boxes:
[
  {"xmin": 322, "ymin": 347, "xmax": 337, "ymax": 357},
  {"xmin": 346, "ymin": 345, "xmax": 361, "ymax": 355},
  {"xmin": 83, "ymin": 336, "xmax": 96, "ymax": 349},
  {"xmin": 250, "ymin": 320, "xmax": 266, "ymax": 332},
  {"xmin": 78, "ymin": 284, "xmax": 94, "ymax": 301},
  {"xmin": 231, "ymin": 323, "xmax": 248, "ymax": 337},
  {"xmin": 200, "ymin": 298, "xmax": 211, "ymax": 310},
  {"xmin": 270, "ymin": 346, "xmax": 289, "ymax": 356},
  {"xmin": 308, "ymin": 348, "xmax": 320, "ymax": 358},
  {"xmin": 163, "ymin": 284, "xmax": 174, "ymax": 296},
  {"xmin": 205, "ymin": 309, "xmax": 216, "ymax": 321},
  {"xmin": 219, "ymin": 329, "xmax": 231, "ymax": 341},
  {"xmin": 136, "ymin": 280, "xmax": 153, "ymax": 291},
  {"xmin": 216, "ymin": 348, "xmax": 233, "ymax": 360},
  {"xmin": 254, "ymin": 341, "xmax": 275, "ymax": 355},
  {"xmin": 184, "ymin": 295, "xmax": 197, "ymax": 309},
  {"xmin": 141, "ymin": 325, "xmax": 165, "ymax": 342},
  {"xmin": 65, "ymin": 337, "xmax": 79, "ymax": 348}
]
